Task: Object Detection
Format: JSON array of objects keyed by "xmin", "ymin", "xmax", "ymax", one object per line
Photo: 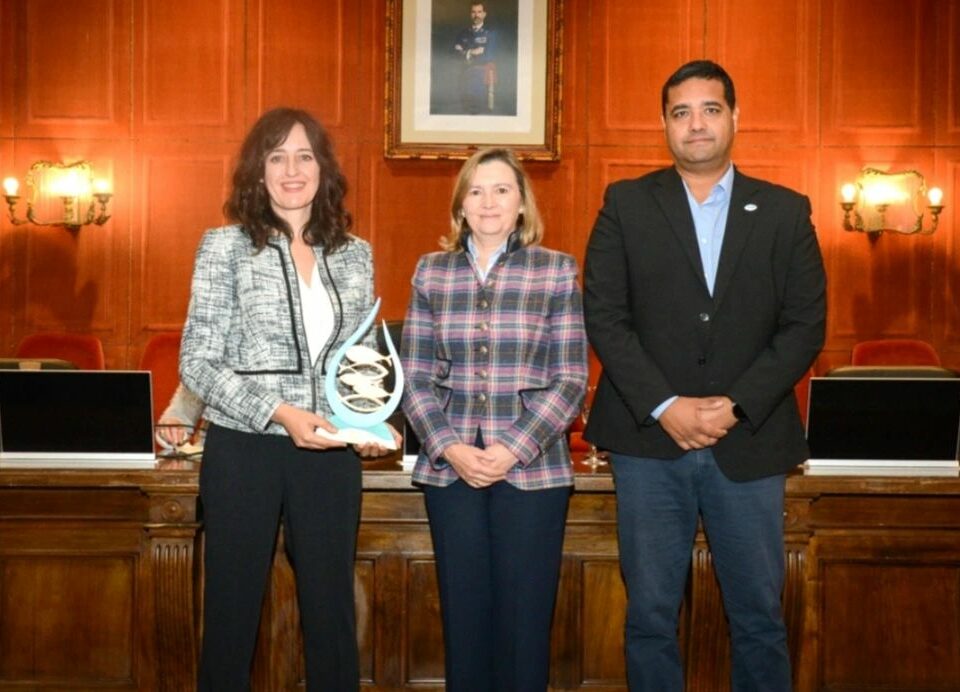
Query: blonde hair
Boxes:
[{"xmin": 441, "ymin": 147, "xmax": 543, "ymax": 252}]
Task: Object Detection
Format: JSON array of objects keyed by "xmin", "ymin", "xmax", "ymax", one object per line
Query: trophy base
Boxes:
[{"xmin": 315, "ymin": 418, "xmax": 398, "ymax": 450}]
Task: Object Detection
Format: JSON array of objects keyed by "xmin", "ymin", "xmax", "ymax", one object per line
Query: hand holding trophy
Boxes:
[{"xmin": 316, "ymin": 298, "xmax": 403, "ymax": 450}]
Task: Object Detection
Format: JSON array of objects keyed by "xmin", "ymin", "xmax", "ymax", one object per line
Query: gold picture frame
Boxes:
[{"xmin": 385, "ymin": 0, "xmax": 563, "ymax": 161}]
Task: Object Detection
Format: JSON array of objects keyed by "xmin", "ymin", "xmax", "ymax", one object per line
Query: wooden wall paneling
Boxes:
[
  {"xmin": 0, "ymin": 140, "xmax": 17, "ymax": 354},
  {"xmin": 705, "ymin": 0, "xmax": 818, "ymax": 148},
  {"xmin": 133, "ymin": 0, "xmax": 245, "ymax": 140},
  {"xmin": 586, "ymin": 0, "xmax": 704, "ymax": 147},
  {"xmin": 817, "ymin": 149, "xmax": 937, "ymax": 356},
  {"xmin": 13, "ymin": 139, "xmax": 130, "ymax": 367},
  {"xmin": 526, "ymin": 153, "xmax": 583, "ymax": 259},
  {"xmin": 558, "ymin": 0, "xmax": 588, "ymax": 148},
  {"xmin": 12, "ymin": 0, "xmax": 132, "ymax": 140},
  {"xmin": 936, "ymin": 0, "xmax": 960, "ymax": 145},
  {"xmin": 936, "ymin": 151, "xmax": 960, "ymax": 364},
  {"xmin": 821, "ymin": 0, "xmax": 937, "ymax": 147},
  {"xmin": 367, "ymin": 155, "xmax": 461, "ymax": 319},
  {"xmin": 0, "ymin": 0, "xmax": 14, "ymax": 139},
  {"xmin": 250, "ymin": 0, "xmax": 358, "ymax": 132},
  {"xmin": 130, "ymin": 141, "xmax": 232, "ymax": 343}
]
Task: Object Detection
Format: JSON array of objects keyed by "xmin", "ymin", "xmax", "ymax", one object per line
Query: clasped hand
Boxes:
[
  {"xmin": 271, "ymin": 403, "xmax": 402, "ymax": 457},
  {"xmin": 443, "ymin": 442, "xmax": 518, "ymax": 489},
  {"xmin": 658, "ymin": 395, "xmax": 738, "ymax": 451}
]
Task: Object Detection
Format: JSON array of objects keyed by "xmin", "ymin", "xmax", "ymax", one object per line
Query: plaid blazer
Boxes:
[{"xmin": 401, "ymin": 239, "xmax": 588, "ymax": 490}]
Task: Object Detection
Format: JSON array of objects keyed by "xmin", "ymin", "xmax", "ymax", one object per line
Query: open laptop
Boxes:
[
  {"xmin": 805, "ymin": 376, "xmax": 960, "ymax": 475},
  {"xmin": 0, "ymin": 370, "xmax": 157, "ymax": 469}
]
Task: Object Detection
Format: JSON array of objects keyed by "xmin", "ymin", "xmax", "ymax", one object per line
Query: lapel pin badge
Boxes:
[{"xmin": 744, "ymin": 203, "xmax": 758, "ymax": 212}]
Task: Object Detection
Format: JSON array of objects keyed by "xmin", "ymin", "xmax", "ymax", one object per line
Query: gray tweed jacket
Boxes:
[{"xmin": 179, "ymin": 224, "xmax": 376, "ymax": 436}]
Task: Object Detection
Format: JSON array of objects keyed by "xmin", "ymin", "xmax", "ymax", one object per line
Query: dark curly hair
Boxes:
[{"xmin": 224, "ymin": 107, "xmax": 352, "ymax": 253}]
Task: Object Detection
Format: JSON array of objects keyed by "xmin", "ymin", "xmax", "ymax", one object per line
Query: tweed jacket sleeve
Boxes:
[
  {"xmin": 179, "ymin": 225, "xmax": 377, "ymax": 436},
  {"xmin": 180, "ymin": 228, "xmax": 283, "ymax": 431}
]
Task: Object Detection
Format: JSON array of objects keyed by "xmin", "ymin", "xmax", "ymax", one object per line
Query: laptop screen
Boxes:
[
  {"xmin": 0, "ymin": 370, "xmax": 155, "ymax": 460},
  {"xmin": 806, "ymin": 377, "xmax": 960, "ymax": 463}
]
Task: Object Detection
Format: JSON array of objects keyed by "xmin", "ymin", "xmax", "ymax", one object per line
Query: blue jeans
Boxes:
[{"xmin": 610, "ymin": 449, "xmax": 790, "ymax": 692}]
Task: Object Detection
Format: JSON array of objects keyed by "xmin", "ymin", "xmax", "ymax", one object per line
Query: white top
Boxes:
[{"xmin": 298, "ymin": 263, "xmax": 335, "ymax": 367}]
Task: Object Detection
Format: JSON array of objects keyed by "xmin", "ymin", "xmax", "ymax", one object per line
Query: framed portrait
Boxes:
[{"xmin": 385, "ymin": 0, "xmax": 563, "ymax": 161}]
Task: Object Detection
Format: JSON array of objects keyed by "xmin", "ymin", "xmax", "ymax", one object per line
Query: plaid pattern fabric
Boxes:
[{"xmin": 401, "ymin": 241, "xmax": 588, "ymax": 490}]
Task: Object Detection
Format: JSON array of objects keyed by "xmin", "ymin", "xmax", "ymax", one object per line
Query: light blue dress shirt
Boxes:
[
  {"xmin": 466, "ymin": 233, "xmax": 509, "ymax": 282},
  {"xmin": 651, "ymin": 164, "xmax": 735, "ymax": 420}
]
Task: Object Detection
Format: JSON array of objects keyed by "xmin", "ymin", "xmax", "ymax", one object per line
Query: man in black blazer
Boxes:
[{"xmin": 583, "ymin": 61, "xmax": 826, "ymax": 691}]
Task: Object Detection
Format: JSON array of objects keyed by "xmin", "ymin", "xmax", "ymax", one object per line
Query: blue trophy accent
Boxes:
[{"xmin": 321, "ymin": 298, "xmax": 403, "ymax": 448}]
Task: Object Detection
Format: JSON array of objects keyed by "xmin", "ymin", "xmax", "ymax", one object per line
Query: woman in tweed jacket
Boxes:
[
  {"xmin": 180, "ymin": 108, "xmax": 396, "ymax": 692},
  {"xmin": 401, "ymin": 148, "xmax": 588, "ymax": 691}
]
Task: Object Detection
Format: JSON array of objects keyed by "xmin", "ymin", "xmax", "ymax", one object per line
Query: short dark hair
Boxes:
[
  {"xmin": 661, "ymin": 60, "xmax": 736, "ymax": 115},
  {"xmin": 224, "ymin": 107, "xmax": 352, "ymax": 253}
]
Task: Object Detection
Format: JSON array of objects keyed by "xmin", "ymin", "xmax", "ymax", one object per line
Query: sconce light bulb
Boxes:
[
  {"xmin": 93, "ymin": 178, "xmax": 111, "ymax": 195},
  {"xmin": 3, "ymin": 177, "xmax": 19, "ymax": 197},
  {"xmin": 840, "ymin": 183, "xmax": 857, "ymax": 203},
  {"xmin": 928, "ymin": 187, "xmax": 943, "ymax": 206}
]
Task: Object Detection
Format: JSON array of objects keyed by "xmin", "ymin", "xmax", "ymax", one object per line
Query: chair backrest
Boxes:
[
  {"xmin": 138, "ymin": 331, "xmax": 183, "ymax": 422},
  {"xmin": 15, "ymin": 332, "xmax": 105, "ymax": 370},
  {"xmin": 850, "ymin": 338, "xmax": 941, "ymax": 367}
]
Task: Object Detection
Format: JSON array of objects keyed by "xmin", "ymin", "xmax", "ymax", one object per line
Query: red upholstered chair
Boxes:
[
  {"xmin": 138, "ymin": 331, "xmax": 183, "ymax": 423},
  {"xmin": 850, "ymin": 339, "xmax": 941, "ymax": 367},
  {"xmin": 15, "ymin": 332, "xmax": 105, "ymax": 370}
]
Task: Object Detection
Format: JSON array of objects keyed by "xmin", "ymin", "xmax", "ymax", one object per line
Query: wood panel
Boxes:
[
  {"xmin": 587, "ymin": 0, "xmax": 703, "ymax": 146},
  {"xmin": 818, "ymin": 149, "xmax": 938, "ymax": 348},
  {"xmin": 0, "ymin": 556, "xmax": 136, "ymax": 683},
  {"xmin": 251, "ymin": 0, "xmax": 352, "ymax": 130},
  {"xmin": 1, "ymin": 0, "xmax": 959, "ymax": 372},
  {"xmin": 12, "ymin": 0, "xmax": 132, "ymax": 140},
  {"xmin": 821, "ymin": 0, "xmax": 937, "ymax": 146},
  {"xmin": 133, "ymin": 0, "xmax": 245, "ymax": 139},
  {"xmin": 131, "ymin": 142, "xmax": 232, "ymax": 336},
  {"xmin": 821, "ymin": 560, "xmax": 960, "ymax": 690},
  {"xmin": 705, "ymin": 0, "xmax": 818, "ymax": 147},
  {"xmin": 939, "ymin": 0, "xmax": 960, "ymax": 144}
]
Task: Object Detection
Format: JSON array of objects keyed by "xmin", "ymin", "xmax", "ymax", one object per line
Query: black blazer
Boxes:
[{"xmin": 583, "ymin": 166, "xmax": 826, "ymax": 481}]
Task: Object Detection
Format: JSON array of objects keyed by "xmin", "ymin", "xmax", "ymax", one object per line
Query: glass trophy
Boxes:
[{"xmin": 316, "ymin": 298, "xmax": 403, "ymax": 449}]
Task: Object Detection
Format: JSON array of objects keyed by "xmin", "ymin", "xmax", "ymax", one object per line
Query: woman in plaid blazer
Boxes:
[{"xmin": 401, "ymin": 148, "xmax": 588, "ymax": 691}]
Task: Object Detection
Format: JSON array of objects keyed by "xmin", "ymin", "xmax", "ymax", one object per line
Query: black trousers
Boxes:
[
  {"xmin": 422, "ymin": 479, "xmax": 571, "ymax": 692},
  {"xmin": 197, "ymin": 424, "xmax": 361, "ymax": 692}
]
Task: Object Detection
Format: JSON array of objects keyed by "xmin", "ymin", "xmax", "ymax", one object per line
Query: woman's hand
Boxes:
[
  {"xmin": 271, "ymin": 403, "xmax": 347, "ymax": 450},
  {"xmin": 156, "ymin": 416, "xmax": 193, "ymax": 447},
  {"xmin": 442, "ymin": 443, "xmax": 506, "ymax": 488},
  {"xmin": 353, "ymin": 423, "xmax": 403, "ymax": 458},
  {"xmin": 483, "ymin": 442, "xmax": 520, "ymax": 476}
]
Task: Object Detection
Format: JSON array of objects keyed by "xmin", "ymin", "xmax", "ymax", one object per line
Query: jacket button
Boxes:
[
  {"xmin": 478, "ymin": 299, "xmax": 489, "ymax": 309},
  {"xmin": 478, "ymin": 345, "xmax": 489, "ymax": 356},
  {"xmin": 476, "ymin": 393, "xmax": 487, "ymax": 403},
  {"xmin": 697, "ymin": 357, "xmax": 706, "ymax": 365},
  {"xmin": 478, "ymin": 322, "xmax": 489, "ymax": 331},
  {"xmin": 698, "ymin": 312, "xmax": 710, "ymax": 322},
  {"xmin": 477, "ymin": 369, "xmax": 488, "ymax": 379}
]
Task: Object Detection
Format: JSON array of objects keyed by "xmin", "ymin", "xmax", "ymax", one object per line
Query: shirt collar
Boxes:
[{"xmin": 680, "ymin": 163, "xmax": 735, "ymax": 205}]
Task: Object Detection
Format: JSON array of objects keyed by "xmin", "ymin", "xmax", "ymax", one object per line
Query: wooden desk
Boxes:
[{"xmin": 2, "ymin": 461, "xmax": 959, "ymax": 691}]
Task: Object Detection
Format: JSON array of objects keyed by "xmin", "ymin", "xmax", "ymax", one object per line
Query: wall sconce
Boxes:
[
  {"xmin": 840, "ymin": 167, "xmax": 944, "ymax": 236},
  {"xmin": 3, "ymin": 160, "xmax": 112, "ymax": 231}
]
